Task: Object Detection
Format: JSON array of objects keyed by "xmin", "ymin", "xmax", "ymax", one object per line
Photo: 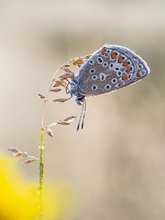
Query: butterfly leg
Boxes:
[{"xmin": 77, "ymin": 99, "xmax": 86, "ymax": 131}]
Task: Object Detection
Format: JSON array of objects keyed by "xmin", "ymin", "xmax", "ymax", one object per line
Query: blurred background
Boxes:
[{"xmin": 0, "ymin": 0, "xmax": 165, "ymax": 219}]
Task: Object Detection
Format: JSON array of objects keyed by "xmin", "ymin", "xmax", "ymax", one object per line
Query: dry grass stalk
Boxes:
[
  {"xmin": 45, "ymin": 115, "xmax": 76, "ymax": 137},
  {"xmin": 8, "ymin": 52, "xmax": 91, "ymax": 219},
  {"xmin": 8, "ymin": 147, "xmax": 38, "ymax": 164},
  {"xmin": 38, "ymin": 94, "xmax": 45, "ymax": 99}
]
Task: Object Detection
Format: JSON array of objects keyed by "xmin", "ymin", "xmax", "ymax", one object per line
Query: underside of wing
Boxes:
[{"xmin": 76, "ymin": 44, "xmax": 150, "ymax": 97}]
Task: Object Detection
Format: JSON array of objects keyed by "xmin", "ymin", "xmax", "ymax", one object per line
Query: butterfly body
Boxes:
[{"xmin": 70, "ymin": 44, "xmax": 150, "ymax": 106}]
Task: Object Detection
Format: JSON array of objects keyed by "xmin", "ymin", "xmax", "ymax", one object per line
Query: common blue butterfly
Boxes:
[{"xmin": 58, "ymin": 44, "xmax": 150, "ymax": 130}]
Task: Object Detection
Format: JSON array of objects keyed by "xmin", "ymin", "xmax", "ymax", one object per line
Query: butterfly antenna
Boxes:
[{"xmin": 77, "ymin": 99, "xmax": 86, "ymax": 131}]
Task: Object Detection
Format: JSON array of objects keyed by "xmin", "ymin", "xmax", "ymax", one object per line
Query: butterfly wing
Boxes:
[{"xmin": 76, "ymin": 44, "xmax": 150, "ymax": 97}]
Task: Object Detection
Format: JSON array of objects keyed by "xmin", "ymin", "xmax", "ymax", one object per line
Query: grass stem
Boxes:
[{"xmin": 39, "ymin": 128, "xmax": 44, "ymax": 220}]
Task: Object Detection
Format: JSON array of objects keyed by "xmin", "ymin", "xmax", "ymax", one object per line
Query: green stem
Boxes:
[
  {"xmin": 38, "ymin": 60, "xmax": 71, "ymax": 219},
  {"xmin": 39, "ymin": 128, "xmax": 44, "ymax": 220}
]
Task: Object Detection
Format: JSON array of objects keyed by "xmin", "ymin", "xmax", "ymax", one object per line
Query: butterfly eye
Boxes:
[
  {"xmin": 111, "ymin": 78, "xmax": 118, "ymax": 84},
  {"xmin": 92, "ymin": 85, "xmax": 98, "ymax": 90},
  {"xmin": 97, "ymin": 57, "xmax": 103, "ymax": 64}
]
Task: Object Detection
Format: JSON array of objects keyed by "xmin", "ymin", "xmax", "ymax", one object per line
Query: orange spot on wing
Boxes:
[
  {"xmin": 126, "ymin": 66, "xmax": 131, "ymax": 73},
  {"xmin": 136, "ymin": 71, "xmax": 141, "ymax": 77},
  {"xmin": 118, "ymin": 55, "xmax": 124, "ymax": 63},
  {"xmin": 100, "ymin": 47, "xmax": 108, "ymax": 56},
  {"xmin": 111, "ymin": 52, "xmax": 117, "ymax": 59},
  {"xmin": 122, "ymin": 75, "xmax": 129, "ymax": 81},
  {"xmin": 123, "ymin": 60, "xmax": 129, "ymax": 67}
]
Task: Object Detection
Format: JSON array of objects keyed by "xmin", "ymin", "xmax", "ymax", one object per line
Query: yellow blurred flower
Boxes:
[{"xmin": 0, "ymin": 157, "xmax": 73, "ymax": 220}]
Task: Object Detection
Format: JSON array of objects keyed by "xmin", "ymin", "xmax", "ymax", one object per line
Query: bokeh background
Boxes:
[{"xmin": 0, "ymin": 0, "xmax": 165, "ymax": 219}]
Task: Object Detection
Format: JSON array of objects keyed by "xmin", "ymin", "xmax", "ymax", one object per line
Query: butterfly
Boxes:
[{"xmin": 58, "ymin": 44, "xmax": 150, "ymax": 130}]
